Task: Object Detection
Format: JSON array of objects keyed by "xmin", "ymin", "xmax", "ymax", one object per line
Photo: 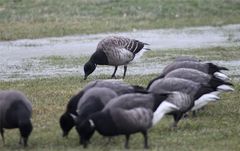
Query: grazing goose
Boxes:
[
  {"xmin": 0, "ymin": 90, "xmax": 32, "ymax": 147},
  {"xmin": 75, "ymin": 87, "xmax": 118, "ymax": 146},
  {"xmin": 83, "ymin": 36, "xmax": 149, "ymax": 80},
  {"xmin": 79, "ymin": 91, "xmax": 192, "ymax": 149},
  {"xmin": 59, "ymin": 80, "xmax": 145, "ymax": 137},
  {"xmin": 162, "ymin": 61, "xmax": 229, "ymax": 80},
  {"xmin": 147, "ymin": 61, "xmax": 229, "ymax": 89},
  {"xmin": 164, "ymin": 68, "xmax": 234, "ymax": 92},
  {"xmin": 148, "ymin": 77, "xmax": 220, "ymax": 112}
]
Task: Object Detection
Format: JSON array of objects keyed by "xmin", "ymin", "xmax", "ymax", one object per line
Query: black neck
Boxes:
[
  {"xmin": 91, "ymin": 110, "xmax": 118, "ymax": 136},
  {"xmin": 67, "ymin": 91, "xmax": 85, "ymax": 114},
  {"xmin": 194, "ymin": 85, "xmax": 215, "ymax": 100},
  {"xmin": 90, "ymin": 50, "xmax": 108, "ymax": 65},
  {"xmin": 152, "ymin": 93, "xmax": 169, "ymax": 111},
  {"xmin": 147, "ymin": 75, "xmax": 164, "ymax": 90},
  {"xmin": 209, "ymin": 76, "xmax": 233, "ymax": 88}
]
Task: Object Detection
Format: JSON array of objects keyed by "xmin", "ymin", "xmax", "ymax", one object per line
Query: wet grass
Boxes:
[
  {"xmin": 1, "ymin": 0, "xmax": 240, "ymax": 40},
  {"xmin": 0, "ymin": 75, "xmax": 239, "ymax": 151},
  {"xmin": 38, "ymin": 56, "xmax": 88, "ymax": 68},
  {"xmin": 32, "ymin": 46, "xmax": 240, "ymax": 68},
  {"xmin": 143, "ymin": 46, "xmax": 240, "ymax": 63}
]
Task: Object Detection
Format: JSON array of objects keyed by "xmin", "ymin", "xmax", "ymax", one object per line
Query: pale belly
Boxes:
[{"xmin": 106, "ymin": 49, "xmax": 134, "ymax": 65}]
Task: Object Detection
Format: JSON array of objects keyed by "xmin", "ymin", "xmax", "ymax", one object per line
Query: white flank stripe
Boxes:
[
  {"xmin": 152, "ymin": 101, "xmax": 179, "ymax": 126},
  {"xmin": 191, "ymin": 93, "xmax": 220, "ymax": 111},
  {"xmin": 217, "ymin": 85, "xmax": 235, "ymax": 92},
  {"xmin": 214, "ymin": 72, "xmax": 230, "ymax": 81}
]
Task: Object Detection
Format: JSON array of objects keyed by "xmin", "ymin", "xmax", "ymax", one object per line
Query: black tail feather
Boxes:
[
  {"xmin": 132, "ymin": 85, "xmax": 148, "ymax": 94},
  {"xmin": 218, "ymin": 66, "xmax": 229, "ymax": 71},
  {"xmin": 209, "ymin": 76, "xmax": 233, "ymax": 88}
]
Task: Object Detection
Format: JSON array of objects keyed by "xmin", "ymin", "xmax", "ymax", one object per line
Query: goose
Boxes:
[
  {"xmin": 0, "ymin": 90, "xmax": 32, "ymax": 147},
  {"xmin": 162, "ymin": 61, "xmax": 229, "ymax": 80},
  {"xmin": 83, "ymin": 36, "xmax": 149, "ymax": 80},
  {"xmin": 74, "ymin": 87, "xmax": 118, "ymax": 146},
  {"xmin": 164, "ymin": 68, "xmax": 234, "ymax": 92},
  {"xmin": 147, "ymin": 61, "xmax": 229, "ymax": 89},
  {"xmin": 148, "ymin": 77, "xmax": 220, "ymax": 112},
  {"xmin": 59, "ymin": 80, "xmax": 145, "ymax": 137},
  {"xmin": 79, "ymin": 91, "xmax": 192, "ymax": 149}
]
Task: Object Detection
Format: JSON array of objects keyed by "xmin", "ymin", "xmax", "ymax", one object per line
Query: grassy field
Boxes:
[
  {"xmin": 0, "ymin": 46, "xmax": 240, "ymax": 150},
  {"xmin": 143, "ymin": 46, "xmax": 240, "ymax": 62},
  {"xmin": 0, "ymin": 75, "xmax": 239, "ymax": 151},
  {"xmin": 0, "ymin": 0, "xmax": 240, "ymax": 150},
  {"xmin": 0, "ymin": 0, "xmax": 240, "ymax": 40}
]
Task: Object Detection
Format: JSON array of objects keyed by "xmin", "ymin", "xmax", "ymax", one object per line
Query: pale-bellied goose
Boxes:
[{"xmin": 83, "ymin": 36, "xmax": 149, "ymax": 79}]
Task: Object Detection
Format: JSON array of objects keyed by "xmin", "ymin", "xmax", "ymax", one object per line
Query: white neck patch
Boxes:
[{"xmin": 89, "ymin": 119, "xmax": 95, "ymax": 128}]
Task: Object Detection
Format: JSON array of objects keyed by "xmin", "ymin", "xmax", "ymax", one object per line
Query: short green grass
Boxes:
[
  {"xmin": 0, "ymin": 44, "xmax": 240, "ymax": 150},
  {"xmin": 143, "ymin": 46, "xmax": 240, "ymax": 63},
  {"xmin": 38, "ymin": 56, "xmax": 88, "ymax": 68},
  {"xmin": 0, "ymin": 75, "xmax": 239, "ymax": 151},
  {"xmin": 1, "ymin": 0, "xmax": 240, "ymax": 40}
]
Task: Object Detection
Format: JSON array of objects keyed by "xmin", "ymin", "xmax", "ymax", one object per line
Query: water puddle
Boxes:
[{"xmin": 0, "ymin": 24, "xmax": 240, "ymax": 81}]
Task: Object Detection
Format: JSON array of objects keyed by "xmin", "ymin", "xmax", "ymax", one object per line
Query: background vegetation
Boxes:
[{"xmin": 0, "ymin": 0, "xmax": 240, "ymax": 40}]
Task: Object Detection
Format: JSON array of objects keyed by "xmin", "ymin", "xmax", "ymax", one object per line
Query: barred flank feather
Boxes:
[
  {"xmin": 84, "ymin": 36, "xmax": 149, "ymax": 79},
  {"xmin": 97, "ymin": 36, "xmax": 149, "ymax": 55}
]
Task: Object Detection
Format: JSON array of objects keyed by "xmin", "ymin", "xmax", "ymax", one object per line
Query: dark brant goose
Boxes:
[{"xmin": 84, "ymin": 36, "xmax": 149, "ymax": 79}]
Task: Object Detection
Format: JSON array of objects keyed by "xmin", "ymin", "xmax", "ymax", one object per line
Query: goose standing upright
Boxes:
[{"xmin": 83, "ymin": 36, "xmax": 149, "ymax": 79}]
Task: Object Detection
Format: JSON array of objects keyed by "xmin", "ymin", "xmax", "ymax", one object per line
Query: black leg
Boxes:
[
  {"xmin": 123, "ymin": 65, "xmax": 127, "ymax": 79},
  {"xmin": 19, "ymin": 137, "xmax": 22, "ymax": 145},
  {"xmin": 124, "ymin": 134, "xmax": 130, "ymax": 149},
  {"xmin": 83, "ymin": 140, "xmax": 89, "ymax": 148},
  {"xmin": 111, "ymin": 66, "xmax": 118, "ymax": 78},
  {"xmin": 171, "ymin": 113, "xmax": 183, "ymax": 129},
  {"xmin": 183, "ymin": 112, "xmax": 189, "ymax": 119},
  {"xmin": 142, "ymin": 131, "xmax": 149, "ymax": 149},
  {"xmin": 23, "ymin": 137, "xmax": 28, "ymax": 147},
  {"xmin": 0, "ymin": 128, "xmax": 4, "ymax": 145},
  {"xmin": 192, "ymin": 111, "xmax": 197, "ymax": 117}
]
